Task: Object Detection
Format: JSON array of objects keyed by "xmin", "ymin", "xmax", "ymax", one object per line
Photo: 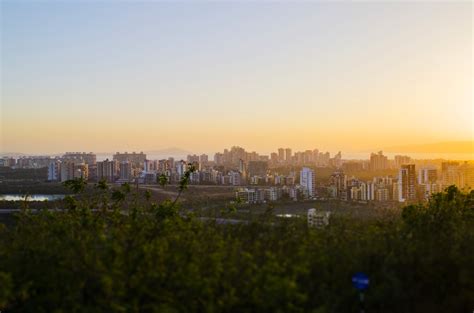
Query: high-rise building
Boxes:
[
  {"xmin": 214, "ymin": 153, "xmax": 223, "ymax": 166},
  {"xmin": 370, "ymin": 151, "xmax": 388, "ymax": 171},
  {"xmin": 278, "ymin": 148, "xmax": 285, "ymax": 162},
  {"xmin": 295, "ymin": 152, "xmax": 304, "ymax": 165},
  {"xmin": 441, "ymin": 162, "xmax": 461, "ymax": 188},
  {"xmin": 113, "ymin": 152, "xmax": 146, "ymax": 168},
  {"xmin": 47, "ymin": 160, "xmax": 61, "ymax": 181},
  {"xmin": 0, "ymin": 157, "xmax": 16, "ymax": 167},
  {"xmin": 143, "ymin": 160, "xmax": 152, "ymax": 173},
  {"xmin": 187, "ymin": 154, "xmax": 200, "ymax": 164},
  {"xmin": 60, "ymin": 161, "xmax": 74, "ymax": 182},
  {"xmin": 167, "ymin": 158, "xmax": 175, "ymax": 170},
  {"xmin": 60, "ymin": 161, "xmax": 87, "ymax": 182},
  {"xmin": 330, "ymin": 171, "xmax": 347, "ymax": 200},
  {"xmin": 303, "ymin": 150, "xmax": 312, "ymax": 164},
  {"xmin": 62, "ymin": 152, "xmax": 96, "ymax": 165},
  {"xmin": 270, "ymin": 153, "xmax": 278, "ymax": 164},
  {"xmin": 418, "ymin": 167, "xmax": 437, "ymax": 185},
  {"xmin": 459, "ymin": 162, "xmax": 474, "ymax": 190},
  {"xmin": 331, "ymin": 151, "xmax": 342, "ymax": 168},
  {"xmin": 318, "ymin": 152, "xmax": 330, "ymax": 167},
  {"xmin": 392, "ymin": 181, "xmax": 399, "ymax": 201},
  {"xmin": 17, "ymin": 156, "xmax": 52, "ymax": 169},
  {"xmin": 230, "ymin": 171, "xmax": 242, "ymax": 186},
  {"xmin": 394, "ymin": 155, "xmax": 411, "ymax": 168},
  {"xmin": 119, "ymin": 162, "xmax": 132, "ymax": 181},
  {"xmin": 248, "ymin": 160, "xmax": 268, "ymax": 177},
  {"xmin": 238, "ymin": 159, "xmax": 247, "ymax": 182},
  {"xmin": 199, "ymin": 154, "xmax": 208, "ymax": 165},
  {"xmin": 312, "ymin": 149, "xmax": 319, "ymax": 164},
  {"xmin": 398, "ymin": 164, "xmax": 416, "ymax": 202},
  {"xmin": 300, "ymin": 167, "xmax": 315, "ymax": 198},
  {"xmin": 285, "ymin": 148, "xmax": 292, "ymax": 162},
  {"xmin": 75, "ymin": 163, "xmax": 89, "ymax": 181},
  {"xmin": 360, "ymin": 181, "xmax": 375, "ymax": 201},
  {"xmin": 97, "ymin": 159, "xmax": 119, "ymax": 182}
]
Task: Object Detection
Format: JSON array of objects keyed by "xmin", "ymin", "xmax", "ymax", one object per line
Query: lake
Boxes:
[{"xmin": 0, "ymin": 194, "xmax": 66, "ymax": 201}]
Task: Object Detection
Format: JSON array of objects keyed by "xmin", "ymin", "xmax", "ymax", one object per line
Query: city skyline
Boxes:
[
  {"xmin": 4, "ymin": 147, "xmax": 473, "ymax": 203},
  {"xmin": 1, "ymin": 141, "xmax": 473, "ymax": 161},
  {"xmin": 3, "ymin": 143, "xmax": 473, "ymax": 163},
  {"xmin": 1, "ymin": 1, "xmax": 472, "ymax": 154}
]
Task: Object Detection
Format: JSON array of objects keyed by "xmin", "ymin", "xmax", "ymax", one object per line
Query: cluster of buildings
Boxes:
[
  {"xmin": 235, "ymin": 160, "xmax": 473, "ymax": 204},
  {"xmin": 211, "ymin": 146, "xmax": 337, "ymax": 168},
  {"xmin": 45, "ymin": 152, "xmax": 148, "ymax": 183},
  {"xmin": 1, "ymin": 148, "xmax": 473, "ymax": 205},
  {"xmin": 324, "ymin": 162, "xmax": 474, "ymax": 203},
  {"xmin": 1, "ymin": 155, "xmax": 58, "ymax": 169},
  {"xmin": 235, "ymin": 167, "xmax": 316, "ymax": 204},
  {"xmin": 268, "ymin": 148, "xmax": 336, "ymax": 167}
]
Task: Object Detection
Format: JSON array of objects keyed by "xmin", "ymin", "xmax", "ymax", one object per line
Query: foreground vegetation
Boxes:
[{"xmin": 0, "ymin": 169, "xmax": 473, "ymax": 312}]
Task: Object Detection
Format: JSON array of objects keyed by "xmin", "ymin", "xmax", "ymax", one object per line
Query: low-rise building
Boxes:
[{"xmin": 308, "ymin": 208, "xmax": 330, "ymax": 228}]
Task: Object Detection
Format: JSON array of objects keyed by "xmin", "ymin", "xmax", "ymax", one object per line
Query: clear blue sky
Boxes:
[{"xmin": 1, "ymin": 1, "xmax": 472, "ymax": 154}]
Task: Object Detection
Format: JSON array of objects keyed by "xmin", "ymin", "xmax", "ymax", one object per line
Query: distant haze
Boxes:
[{"xmin": 384, "ymin": 141, "xmax": 473, "ymax": 154}]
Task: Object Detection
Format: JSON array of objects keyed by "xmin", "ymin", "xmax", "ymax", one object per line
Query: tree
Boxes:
[{"xmin": 0, "ymin": 186, "xmax": 472, "ymax": 312}]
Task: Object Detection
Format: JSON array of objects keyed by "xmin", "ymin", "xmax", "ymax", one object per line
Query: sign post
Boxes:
[{"xmin": 352, "ymin": 272, "xmax": 369, "ymax": 313}]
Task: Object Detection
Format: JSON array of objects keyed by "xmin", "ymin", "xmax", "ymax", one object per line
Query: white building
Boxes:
[
  {"xmin": 235, "ymin": 188, "xmax": 264, "ymax": 204},
  {"xmin": 300, "ymin": 167, "xmax": 315, "ymax": 198},
  {"xmin": 359, "ymin": 181, "xmax": 375, "ymax": 201}
]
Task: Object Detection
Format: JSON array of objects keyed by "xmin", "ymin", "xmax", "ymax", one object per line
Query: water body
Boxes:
[{"xmin": 0, "ymin": 194, "xmax": 66, "ymax": 201}]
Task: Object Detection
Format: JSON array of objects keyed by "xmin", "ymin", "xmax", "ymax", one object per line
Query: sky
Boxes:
[{"xmin": 1, "ymin": 1, "xmax": 472, "ymax": 155}]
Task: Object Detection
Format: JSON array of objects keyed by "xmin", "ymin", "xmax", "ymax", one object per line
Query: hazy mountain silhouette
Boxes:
[{"xmin": 384, "ymin": 141, "xmax": 473, "ymax": 154}]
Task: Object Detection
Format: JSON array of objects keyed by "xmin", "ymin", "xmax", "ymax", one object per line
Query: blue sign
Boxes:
[{"xmin": 352, "ymin": 272, "xmax": 370, "ymax": 290}]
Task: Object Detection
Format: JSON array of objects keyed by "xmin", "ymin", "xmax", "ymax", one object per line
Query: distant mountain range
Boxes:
[
  {"xmin": 1, "ymin": 148, "xmax": 193, "ymax": 159},
  {"xmin": 96, "ymin": 148, "xmax": 192, "ymax": 159},
  {"xmin": 384, "ymin": 141, "xmax": 473, "ymax": 154}
]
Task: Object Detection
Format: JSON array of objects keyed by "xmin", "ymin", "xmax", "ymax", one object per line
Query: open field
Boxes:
[{"xmin": 140, "ymin": 184, "xmax": 236, "ymax": 204}]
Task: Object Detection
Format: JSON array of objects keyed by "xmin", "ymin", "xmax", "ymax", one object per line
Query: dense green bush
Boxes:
[{"xmin": 0, "ymin": 174, "xmax": 473, "ymax": 312}]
